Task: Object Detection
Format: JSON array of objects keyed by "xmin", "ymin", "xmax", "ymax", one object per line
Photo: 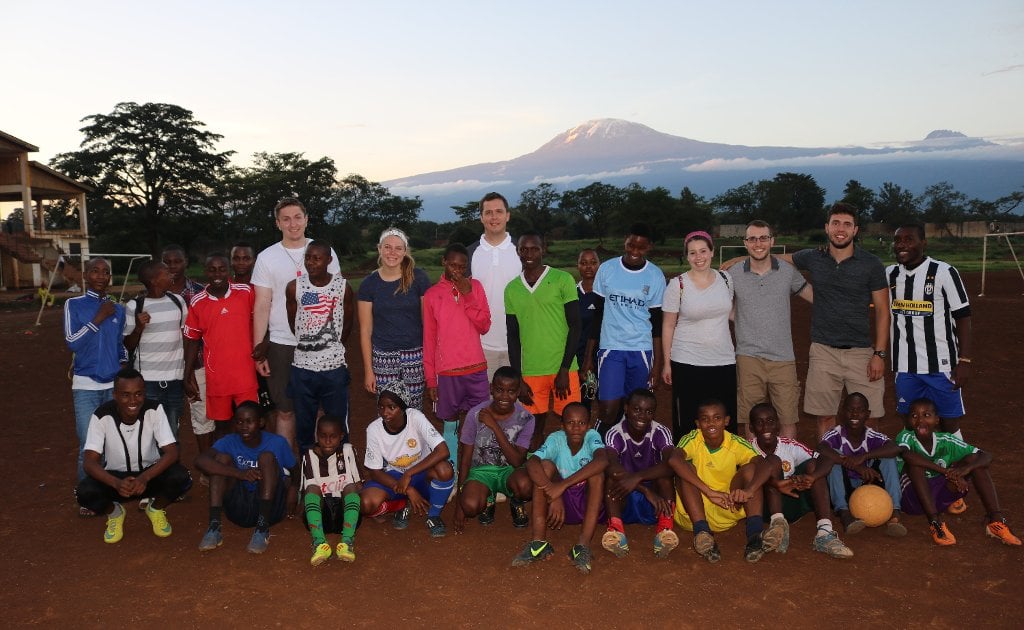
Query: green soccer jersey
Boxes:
[
  {"xmin": 505, "ymin": 266, "xmax": 579, "ymax": 376},
  {"xmin": 896, "ymin": 428, "xmax": 978, "ymax": 478}
]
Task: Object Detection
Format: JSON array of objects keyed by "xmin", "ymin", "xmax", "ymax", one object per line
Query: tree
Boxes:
[
  {"xmin": 712, "ymin": 182, "xmax": 758, "ymax": 224},
  {"xmin": 50, "ymin": 102, "xmax": 232, "ymax": 255},
  {"xmin": 841, "ymin": 179, "xmax": 877, "ymax": 215},
  {"xmin": 332, "ymin": 175, "xmax": 422, "ymax": 253},
  {"xmin": 617, "ymin": 184, "xmax": 677, "ymax": 243},
  {"xmin": 451, "ymin": 200, "xmax": 480, "ymax": 224},
  {"xmin": 558, "ymin": 182, "xmax": 625, "ymax": 243},
  {"xmin": 871, "ymin": 182, "xmax": 919, "ymax": 225},
  {"xmin": 677, "ymin": 187, "xmax": 715, "ymax": 234},
  {"xmin": 516, "ymin": 183, "xmax": 561, "ymax": 235},
  {"xmin": 757, "ymin": 172, "xmax": 826, "ymax": 232},
  {"xmin": 919, "ymin": 182, "xmax": 968, "ymax": 236}
]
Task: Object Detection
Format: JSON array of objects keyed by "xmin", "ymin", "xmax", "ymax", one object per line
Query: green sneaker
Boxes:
[
  {"xmin": 310, "ymin": 543, "xmax": 332, "ymax": 567},
  {"xmin": 511, "ymin": 540, "xmax": 554, "ymax": 567},
  {"xmin": 569, "ymin": 544, "xmax": 593, "ymax": 574},
  {"xmin": 145, "ymin": 503, "xmax": 172, "ymax": 538},
  {"xmin": 336, "ymin": 539, "xmax": 356, "ymax": 562},
  {"xmin": 104, "ymin": 503, "xmax": 125, "ymax": 544}
]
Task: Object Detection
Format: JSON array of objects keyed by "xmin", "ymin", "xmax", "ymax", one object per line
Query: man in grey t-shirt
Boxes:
[{"xmin": 728, "ymin": 220, "xmax": 812, "ymax": 439}]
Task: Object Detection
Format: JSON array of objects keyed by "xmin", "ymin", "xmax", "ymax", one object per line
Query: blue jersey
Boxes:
[
  {"xmin": 213, "ymin": 431, "xmax": 296, "ymax": 491},
  {"xmin": 592, "ymin": 258, "xmax": 665, "ymax": 351},
  {"xmin": 531, "ymin": 429, "xmax": 604, "ymax": 480}
]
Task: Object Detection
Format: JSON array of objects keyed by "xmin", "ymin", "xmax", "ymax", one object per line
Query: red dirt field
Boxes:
[{"xmin": 0, "ymin": 271, "xmax": 1020, "ymax": 629}]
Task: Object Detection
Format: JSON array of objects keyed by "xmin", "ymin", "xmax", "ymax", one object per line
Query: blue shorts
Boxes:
[
  {"xmin": 621, "ymin": 487, "xmax": 658, "ymax": 525},
  {"xmin": 363, "ymin": 469, "xmax": 430, "ymax": 499},
  {"xmin": 895, "ymin": 372, "xmax": 964, "ymax": 418},
  {"xmin": 596, "ymin": 349, "xmax": 653, "ymax": 402}
]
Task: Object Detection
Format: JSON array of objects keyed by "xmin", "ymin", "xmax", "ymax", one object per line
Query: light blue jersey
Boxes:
[
  {"xmin": 593, "ymin": 258, "xmax": 665, "ymax": 351},
  {"xmin": 531, "ymin": 429, "xmax": 604, "ymax": 479}
]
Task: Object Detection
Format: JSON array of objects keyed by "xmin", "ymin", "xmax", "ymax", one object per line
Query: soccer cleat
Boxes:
[
  {"xmin": 104, "ymin": 503, "xmax": 126, "ymax": 544},
  {"xmin": 310, "ymin": 543, "xmax": 332, "ymax": 567},
  {"xmin": 511, "ymin": 540, "xmax": 554, "ymax": 566},
  {"xmin": 478, "ymin": 499, "xmax": 496, "ymax": 526},
  {"xmin": 693, "ymin": 531, "xmax": 721, "ymax": 564},
  {"xmin": 653, "ymin": 529, "xmax": 679, "ymax": 559},
  {"xmin": 392, "ymin": 505, "xmax": 411, "ymax": 530},
  {"xmin": 986, "ymin": 520, "xmax": 1022, "ymax": 546},
  {"xmin": 886, "ymin": 517, "xmax": 908, "ymax": 538},
  {"xmin": 247, "ymin": 529, "xmax": 271, "ymax": 554},
  {"xmin": 763, "ymin": 517, "xmax": 789, "ymax": 553},
  {"xmin": 570, "ymin": 544, "xmax": 593, "ymax": 574},
  {"xmin": 425, "ymin": 516, "xmax": 447, "ymax": 538},
  {"xmin": 336, "ymin": 539, "xmax": 356, "ymax": 561},
  {"xmin": 137, "ymin": 497, "xmax": 151, "ymax": 512},
  {"xmin": 509, "ymin": 498, "xmax": 529, "ymax": 528},
  {"xmin": 844, "ymin": 518, "xmax": 865, "ymax": 535},
  {"xmin": 947, "ymin": 498, "xmax": 967, "ymax": 514},
  {"xmin": 929, "ymin": 520, "xmax": 957, "ymax": 546},
  {"xmin": 601, "ymin": 529, "xmax": 629, "ymax": 557},
  {"xmin": 145, "ymin": 503, "xmax": 172, "ymax": 538},
  {"xmin": 744, "ymin": 533, "xmax": 767, "ymax": 563},
  {"xmin": 198, "ymin": 527, "xmax": 223, "ymax": 551},
  {"xmin": 812, "ymin": 529, "xmax": 854, "ymax": 559}
]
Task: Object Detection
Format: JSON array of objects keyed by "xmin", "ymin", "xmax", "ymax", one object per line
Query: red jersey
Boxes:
[{"xmin": 183, "ymin": 284, "xmax": 257, "ymax": 396}]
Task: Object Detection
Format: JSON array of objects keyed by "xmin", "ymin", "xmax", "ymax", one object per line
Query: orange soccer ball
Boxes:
[{"xmin": 849, "ymin": 484, "xmax": 894, "ymax": 527}]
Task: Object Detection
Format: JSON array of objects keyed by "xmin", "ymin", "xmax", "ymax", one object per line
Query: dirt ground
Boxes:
[{"xmin": 0, "ymin": 271, "xmax": 1020, "ymax": 629}]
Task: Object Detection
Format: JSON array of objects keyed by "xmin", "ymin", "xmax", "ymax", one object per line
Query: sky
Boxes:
[{"xmin": 4, "ymin": 1, "xmax": 1022, "ymax": 184}]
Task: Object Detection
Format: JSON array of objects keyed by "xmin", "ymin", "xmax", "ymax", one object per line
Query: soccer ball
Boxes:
[{"xmin": 849, "ymin": 484, "xmax": 893, "ymax": 527}]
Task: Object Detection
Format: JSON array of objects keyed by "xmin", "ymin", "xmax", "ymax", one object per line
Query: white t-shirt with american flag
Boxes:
[
  {"xmin": 752, "ymin": 437, "xmax": 816, "ymax": 479},
  {"xmin": 293, "ymin": 274, "xmax": 347, "ymax": 371}
]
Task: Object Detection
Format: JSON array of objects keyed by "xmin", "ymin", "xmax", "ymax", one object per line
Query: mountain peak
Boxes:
[
  {"xmin": 560, "ymin": 119, "xmax": 660, "ymax": 144},
  {"xmin": 924, "ymin": 129, "xmax": 968, "ymax": 140}
]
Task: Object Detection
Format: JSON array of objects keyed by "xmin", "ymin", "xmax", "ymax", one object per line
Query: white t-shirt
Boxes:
[
  {"xmin": 752, "ymin": 437, "xmax": 816, "ymax": 479},
  {"xmin": 83, "ymin": 399, "xmax": 176, "ymax": 472},
  {"xmin": 251, "ymin": 239, "xmax": 341, "ymax": 346},
  {"xmin": 471, "ymin": 234, "xmax": 520, "ymax": 352},
  {"xmin": 663, "ymin": 271, "xmax": 735, "ymax": 366},
  {"xmin": 363, "ymin": 408, "xmax": 444, "ymax": 473}
]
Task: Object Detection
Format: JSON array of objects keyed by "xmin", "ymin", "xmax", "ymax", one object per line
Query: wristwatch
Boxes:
[{"xmin": 873, "ymin": 350, "xmax": 887, "ymax": 358}]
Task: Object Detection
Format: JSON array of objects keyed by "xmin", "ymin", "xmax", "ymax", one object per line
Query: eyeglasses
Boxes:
[{"xmin": 743, "ymin": 235, "xmax": 773, "ymax": 243}]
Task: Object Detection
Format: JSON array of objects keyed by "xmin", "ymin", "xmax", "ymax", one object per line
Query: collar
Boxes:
[
  {"xmin": 85, "ymin": 289, "xmax": 103, "ymax": 299},
  {"xmin": 478, "ymin": 233, "xmax": 513, "ymax": 251},
  {"xmin": 742, "ymin": 257, "xmax": 781, "ymax": 273},
  {"xmin": 900, "ymin": 256, "xmax": 933, "ymax": 274}
]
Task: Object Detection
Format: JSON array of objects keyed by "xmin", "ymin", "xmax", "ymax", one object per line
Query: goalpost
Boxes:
[
  {"xmin": 718, "ymin": 245, "xmax": 786, "ymax": 268},
  {"xmin": 979, "ymin": 232, "xmax": 1024, "ymax": 296}
]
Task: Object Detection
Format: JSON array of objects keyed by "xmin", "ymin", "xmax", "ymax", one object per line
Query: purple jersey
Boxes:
[
  {"xmin": 820, "ymin": 426, "xmax": 891, "ymax": 482},
  {"xmin": 604, "ymin": 419, "xmax": 673, "ymax": 473}
]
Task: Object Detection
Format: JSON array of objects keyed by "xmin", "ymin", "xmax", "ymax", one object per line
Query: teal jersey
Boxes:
[{"xmin": 896, "ymin": 428, "xmax": 978, "ymax": 478}]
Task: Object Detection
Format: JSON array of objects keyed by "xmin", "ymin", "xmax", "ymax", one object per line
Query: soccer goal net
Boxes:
[
  {"xmin": 979, "ymin": 231, "xmax": 1024, "ymax": 296},
  {"xmin": 718, "ymin": 245, "xmax": 786, "ymax": 268}
]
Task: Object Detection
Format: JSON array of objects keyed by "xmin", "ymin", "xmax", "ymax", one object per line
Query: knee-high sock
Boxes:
[
  {"xmin": 342, "ymin": 493, "xmax": 360, "ymax": 541},
  {"xmin": 442, "ymin": 420, "xmax": 459, "ymax": 472},
  {"xmin": 428, "ymin": 478, "xmax": 456, "ymax": 518},
  {"xmin": 304, "ymin": 494, "xmax": 325, "ymax": 545}
]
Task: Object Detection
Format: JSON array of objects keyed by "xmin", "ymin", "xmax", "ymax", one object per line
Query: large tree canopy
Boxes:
[{"xmin": 51, "ymin": 102, "xmax": 232, "ymax": 255}]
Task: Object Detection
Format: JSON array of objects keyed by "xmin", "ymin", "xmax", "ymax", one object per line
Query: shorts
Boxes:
[
  {"xmin": 736, "ymin": 355, "xmax": 800, "ymax": 426},
  {"xmin": 522, "ymin": 372, "xmax": 582, "ymax": 416},
  {"xmin": 224, "ymin": 477, "xmax": 288, "ymax": 528},
  {"xmin": 674, "ymin": 490, "xmax": 746, "ymax": 532},
  {"xmin": 895, "ymin": 372, "xmax": 965, "ymax": 418},
  {"xmin": 763, "ymin": 460, "xmax": 815, "ymax": 523},
  {"xmin": 304, "ymin": 496, "xmax": 352, "ymax": 535},
  {"xmin": 264, "ymin": 342, "xmax": 296, "ymax": 413},
  {"xmin": 363, "ymin": 469, "xmax": 431, "ymax": 500},
  {"xmin": 483, "ymin": 349, "xmax": 511, "ymax": 382},
  {"xmin": 804, "ymin": 343, "xmax": 885, "ymax": 418},
  {"xmin": 372, "ymin": 346, "xmax": 425, "ymax": 410},
  {"xmin": 76, "ymin": 463, "xmax": 192, "ymax": 513},
  {"xmin": 465, "ymin": 464, "xmax": 515, "ymax": 499},
  {"xmin": 596, "ymin": 349, "xmax": 653, "ymax": 402},
  {"xmin": 559, "ymin": 481, "xmax": 604, "ymax": 525},
  {"xmin": 206, "ymin": 389, "xmax": 260, "ymax": 422},
  {"xmin": 621, "ymin": 487, "xmax": 658, "ymax": 525},
  {"xmin": 189, "ymin": 368, "xmax": 214, "ymax": 435},
  {"xmin": 436, "ymin": 370, "xmax": 489, "ymax": 420},
  {"xmin": 899, "ymin": 473, "xmax": 968, "ymax": 515}
]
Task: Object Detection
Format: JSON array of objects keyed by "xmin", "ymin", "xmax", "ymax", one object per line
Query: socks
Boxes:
[
  {"xmin": 816, "ymin": 518, "xmax": 834, "ymax": 537},
  {"xmin": 745, "ymin": 515, "xmax": 765, "ymax": 541},
  {"xmin": 256, "ymin": 499, "xmax": 272, "ymax": 532},
  {"xmin": 304, "ymin": 494, "xmax": 325, "ymax": 545},
  {"xmin": 656, "ymin": 514, "xmax": 674, "ymax": 533},
  {"xmin": 693, "ymin": 519, "xmax": 712, "ymax": 536},
  {"xmin": 771, "ymin": 512, "xmax": 785, "ymax": 523},
  {"xmin": 109, "ymin": 503, "xmax": 123, "ymax": 518},
  {"xmin": 608, "ymin": 516, "xmax": 625, "ymax": 533},
  {"xmin": 428, "ymin": 478, "xmax": 456, "ymax": 518},
  {"xmin": 952, "ymin": 429, "xmax": 963, "ymax": 440},
  {"xmin": 342, "ymin": 493, "xmax": 360, "ymax": 542},
  {"xmin": 368, "ymin": 498, "xmax": 408, "ymax": 518},
  {"xmin": 442, "ymin": 420, "xmax": 459, "ymax": 471}
]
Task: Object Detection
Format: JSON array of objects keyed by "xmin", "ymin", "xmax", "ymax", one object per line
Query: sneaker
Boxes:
[
  {"xmin": 145, "ymin": 503, "xmax": 172, "ymax": 538},
  {"xmin": 511, "ymin": 540, "xmax": 554, "ymax": 567},
  {"xmin": 198, "ymin": 527, "xmax": 223, "ymax": 551},
  {"xmin": 886, "ymin": 517, "xmax": 908, "ymax": 538},
  {"xmin": 392, "ymin": 505, "xmax": 410, "ymax": 530},
  {"xmin": 104, "ymin": 503, "xmax": 126, "ymax": 544},
  {"xmin": 986, "ymin": 519, "xmax": 1022, "ymax": 546},
  {"xmin": 653, "ymin": 529, "xmax": 679, "ymax": 559},
  {"xmin": 744, "ymin": 533, "xmax": 767, "ymax": 563},
  {"xmin": 247, "ymin": 529, "xmax": 270, "ymax": 554},
  {"xmin": 478, "ymin": 499, "xmax": 496, "ymax": 526},
  {"xmin": 310, "ymin": 542, "xmax": 332, "ymax": 567},
  {"xmin": 336, "ymin": 539, "xmax": 356, "ymax": 561},
  {"xmin": 137, "ymin": 497, "xmax": 151, "ymax": 511},
  {"xmin": 570, "ymin": 544, "xmax": 593, "ymax": 574},
  {"xmin": 510, "ymin": 498, "xmax": 529, "ymax": 528},
  {"xmin": 947, "ymin": 498, "xmax": 967, "ymax": 514},
  {"xmin": 693, "ymin": 531, "xmax": 721, "ymax": 564},
  {"xmin": 812, "ymin": 529, "xmax": 854, "ymax": 559},
  {"xmin": 601, "ymin": 529, "xmax": 629, "ymax": 557},
  {"xmin": 929, "ymin": 520, "xmax": 957, "ymax": 546},
  {"xmin": 425, "ymin": 516, "xmax": 447, "ymax": 538},
  {"xmin": 840, "ymin": 510, "xmax": 865, "ymax": 535},
  {"xmin": 763, "ymin": 517, "xmax": 789, "ymax": 553}
]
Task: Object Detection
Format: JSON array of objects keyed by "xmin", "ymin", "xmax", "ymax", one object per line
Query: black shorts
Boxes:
[
  {"xmin": 303, "ymin": 496, "xmax": 349, "ymax": 534},
  {"xmin": 224, "ymin": 478, "xmax": 288, "ymax": 528}
]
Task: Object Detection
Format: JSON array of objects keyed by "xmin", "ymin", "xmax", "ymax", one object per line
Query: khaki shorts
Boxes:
[
  {"xmin": 803, "ymin": 343, "xmax": 885, "ymax": 418},
  {"xmin": 736, "ymin": 355, "xmax": 800, "ymax": 426},
  {"xmin": 189, "ymin": 368, "xmax": 214, "ymax": 435},
  {"xmin": 265, "ymin": 342, "xmax": 296, "ymax": 413}
]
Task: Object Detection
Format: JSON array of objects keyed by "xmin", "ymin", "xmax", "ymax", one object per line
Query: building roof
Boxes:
[{"xmin": 0, "ymin": 130, "xmax": 40, "ymax": 154}]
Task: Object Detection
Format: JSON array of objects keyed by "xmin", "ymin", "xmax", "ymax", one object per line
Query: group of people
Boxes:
[{"xmin": 64, "ymin": 195, "xmax": 1020, "ymax": 574}]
